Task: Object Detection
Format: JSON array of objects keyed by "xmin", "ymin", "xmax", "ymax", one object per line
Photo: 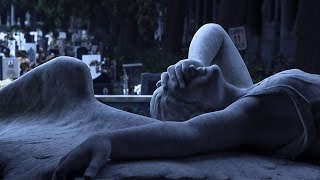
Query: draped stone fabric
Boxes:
[
  {"xmin": 0, "ymin": 58, "xmax": 319, "ymax": 179},
  {"xmin": 244, "ymin": 69, "xmax": 320, "ymax": 158}
]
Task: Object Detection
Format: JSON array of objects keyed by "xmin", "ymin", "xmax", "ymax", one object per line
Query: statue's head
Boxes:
[
  {"xmin": 150, "ymin": 65, "xmax": 227, "ymax": 121},
  {"xmin": 150, "ymin": 86, "xmax": 204, "ymax": 121}
]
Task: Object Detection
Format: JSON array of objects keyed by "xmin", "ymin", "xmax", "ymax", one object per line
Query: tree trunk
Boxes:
[
  {"xmin": 279, "ymin": 0, "xmax": 298, "ymax": 62},
  {"xmin": 195, "ymin": 0, "xmax": 203, "ymax": 29},
  {"xmin": 218, "ymin": 0, "xmax": 248, "ymax": 30},
  {"xmin": 204, "ymin": 0, "xmax": 213, "ymax": 24},
  {"xmin": 164, "ymin": 0, "xmax": 187, "ymax": 53},
  {"xmin": 296, "ymin": 0, "xmax": 320, "ymax": 73},
  {"xmin": 117, "ymin": 16, "xmax": 139, "ymax": 58}
]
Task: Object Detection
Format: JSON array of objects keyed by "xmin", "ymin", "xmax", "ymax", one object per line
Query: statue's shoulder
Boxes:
[{"xmin": 246, "ymin": 69, "xmax": 319, "ymax": 96}]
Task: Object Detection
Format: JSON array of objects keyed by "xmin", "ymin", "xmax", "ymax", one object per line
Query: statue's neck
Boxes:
[{"xmin": 222, "ymin": 82, "xmax": 249, "ymax": 108}]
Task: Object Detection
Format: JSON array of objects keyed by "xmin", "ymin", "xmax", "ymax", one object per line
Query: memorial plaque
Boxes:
[
  {"xmin": 228, "ymin": 26, "xmax": 247, "ymax": 50},
  {"xmin": 0, "ymin": 57, "xmax": 20, "ymax": 80}
]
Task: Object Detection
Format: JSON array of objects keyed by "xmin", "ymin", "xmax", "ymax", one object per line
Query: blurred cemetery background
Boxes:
[{"xmin": 0, "ymin": 0, "xmax": 319, "ymax": 97}]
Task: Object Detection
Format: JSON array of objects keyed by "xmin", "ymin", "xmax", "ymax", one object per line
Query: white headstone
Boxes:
[
  {"xmin": 0, "ymin": 33, "xmax": 6, "ymax": 40},
  {"xmin": 8, "ymin": 40, "xmax": 16, "ymax": 57},
  {"xmin": 30, "ymin": 31, "xmax": 39, "ymax": 42},
  {"xmin": 0, "ymin": 57, "xmax": 20, "ymax": 80},
  {"xmin": 45, "ymin": 33, "xmax": 53, "ymax": 46},
  {"xmin": 82, "ymin": 54, "xmax": 101, "ymax": 79},
  {"xmin": 12, "ymin": 32, "xmax": 25, "ymax": 50},
  {"xmin": 58, "ymin": 32, "xmax": 67, "ymax": 39}
]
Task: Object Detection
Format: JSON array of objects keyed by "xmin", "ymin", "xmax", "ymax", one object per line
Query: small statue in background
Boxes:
[{"xmin": 24, "ymin": 11, "xmax": 31, "ymax": 27}]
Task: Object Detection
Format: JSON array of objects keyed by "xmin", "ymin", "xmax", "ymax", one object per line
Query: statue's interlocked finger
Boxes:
[
  {"xmin": 160, "ymin": 72, "xmax": 169, "ymax": 90},
  {"xmin": 175, "ymin": 63, "xmax": 185, "ymax": 88},
  {"xmin": 167, "ymin": 65, "xmax": 179, "ymax": 90}
]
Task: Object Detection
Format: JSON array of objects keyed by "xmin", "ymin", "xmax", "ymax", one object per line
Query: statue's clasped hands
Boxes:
[{"xmin": 157, "ymin": 59, "xmax": 205, "ymax": 90}]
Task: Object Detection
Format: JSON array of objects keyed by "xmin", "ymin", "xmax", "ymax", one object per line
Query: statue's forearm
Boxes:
[
  {"xmin": 106, "ymin": 121, "xmax": 203, "ymax": 160},
  {"xmin": 101, "ymin": 109, "xmax": 247, "ymax": 160}
]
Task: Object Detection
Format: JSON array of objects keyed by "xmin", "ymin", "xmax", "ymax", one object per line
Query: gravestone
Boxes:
[
  {"xmin": 7, "ymin": 40, "xmax": 16, "ymax": 57},
  {"xmin": 82, "ymin": 54, "xmax": 101, "ymax": 80},
  {"xmin": 0, "ymin": 32, "xmax": 6, "ymax": 40},
  {"xmin": 21, "ymin": 43, "xmax": 36, "ymax": 63},
  {"xmin": 75, "ymin": 46, "xmax": 88, "ymax": 60},
  {"xmin": 123, "ymin": 63, "xmax": 143, "ymax": 94},
  {"xmin": 13, "ymin": 32, "xmax": 26, "ymax": 50},
  {"xmin": 0, "ymin": 57, "xmax": 20, "ymax": 80},
  {"xmin": 141, "ymin": 72, "xmax": 161, "ymax": 95},
  {"xmin": 228, "ymin": 26, "xmax": 247, "ymax": 50}
]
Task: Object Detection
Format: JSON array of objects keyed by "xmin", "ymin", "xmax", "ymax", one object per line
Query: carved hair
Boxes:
[{"xmin": 150, "ymin": 89, "xmax": 205, "ymax": 121}]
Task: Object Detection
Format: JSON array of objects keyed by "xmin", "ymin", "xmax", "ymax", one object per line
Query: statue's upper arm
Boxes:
[
  {"xmin": 186, "ymin": 96, "xmax": 260, "ymax": 130},
  {"xmin": 184, "ymin": 97, "xmax": 261, "ymax": 151}
]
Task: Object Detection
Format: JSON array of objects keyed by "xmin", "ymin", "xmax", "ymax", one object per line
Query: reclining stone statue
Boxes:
[
  {"xmin": 51, "ymin": 24, "xmax": 320, "ymax": 179},
  {"xmin": 0, "ymin": 24, "xmax": 319, "ymax": 179}
]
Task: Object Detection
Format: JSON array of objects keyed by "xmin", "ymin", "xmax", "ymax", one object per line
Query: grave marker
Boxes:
[{"xmin": 228, "ymin": 26, "xmax": 247, "ymax": 50}]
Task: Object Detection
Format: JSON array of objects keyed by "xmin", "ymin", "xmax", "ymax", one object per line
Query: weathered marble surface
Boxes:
[{"xmin": 0, "ymin": 57, "xmax": 319, "ymax": 179}]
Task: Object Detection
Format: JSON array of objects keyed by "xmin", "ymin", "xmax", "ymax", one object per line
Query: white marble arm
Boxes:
[
  {"xmin": 53, "ymin": 97, "xmax": 253, "ymax": 179},
  {"xmin": 53, "ymin": 95, "xmax": 301, "ymax": 179},
  {"xmin": 108, "ymin": 97, "xmax": 259, "ymax": 159},
  {"xmin": 188, "ymin": 23, "xmax": 253, "ymax": 88}
]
